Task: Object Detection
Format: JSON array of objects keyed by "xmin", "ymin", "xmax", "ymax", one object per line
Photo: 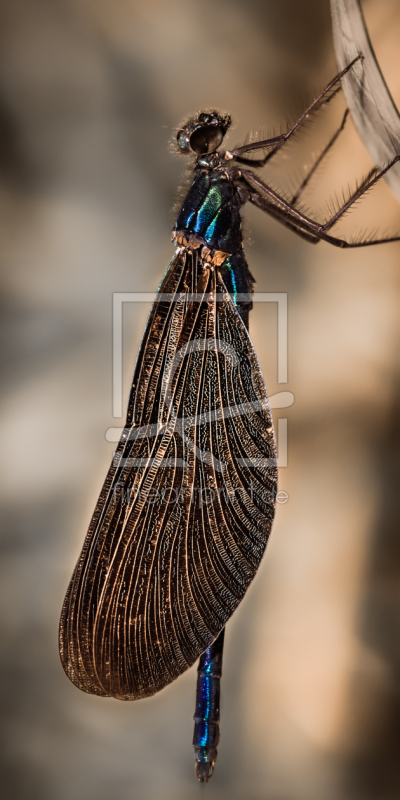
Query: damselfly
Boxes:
[{"xmin": 59, "ymin": 58, "xmax": 400, "ymax": 782}]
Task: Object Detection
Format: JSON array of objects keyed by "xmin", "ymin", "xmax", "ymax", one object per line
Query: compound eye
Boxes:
[{"xmin": 189, "ymin": 125, "xmax": 224, "ymax": 155}]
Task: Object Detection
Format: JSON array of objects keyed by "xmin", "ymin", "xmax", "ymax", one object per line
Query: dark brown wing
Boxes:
[{"xmin": 59, "ymin": 250, "xmax": 277, "ymax": 699}]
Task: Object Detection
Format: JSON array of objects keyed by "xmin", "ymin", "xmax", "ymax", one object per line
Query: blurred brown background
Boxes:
[{"xmin": 1, "ymin": 0, "xmax": 400, "ymax": 798}]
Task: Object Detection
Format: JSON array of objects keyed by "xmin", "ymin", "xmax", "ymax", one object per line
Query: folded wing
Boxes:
[{"xmin": 59, "ymin": 250, "xmax": 277, "ymax": 699}]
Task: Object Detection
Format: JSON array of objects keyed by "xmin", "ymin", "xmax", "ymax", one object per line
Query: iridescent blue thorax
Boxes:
[
  {"xmin": 174, "ymin": 168, "xmax": 243, "ymax": 254},
  {"xmin": 173, "ymin": 162, "xmax": 253, "ymax": 325}
]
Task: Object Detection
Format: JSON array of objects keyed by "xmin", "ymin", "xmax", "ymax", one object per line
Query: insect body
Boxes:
[
  {"xmin": 59, "ymin": 59, "xmax": 400, "ymax": 782},
  {"xmin": 60, "ymin": 109, "xmax": 278, "ymax": 777}
]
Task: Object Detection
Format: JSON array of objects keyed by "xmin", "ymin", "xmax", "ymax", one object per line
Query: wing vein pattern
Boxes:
[{"xmin": 59, "ymin": 250, "xmax": 277, "ymax": 700}]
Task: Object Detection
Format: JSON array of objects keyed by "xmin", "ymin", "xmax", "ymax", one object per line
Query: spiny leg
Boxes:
[
  {"xmin": 246, "ymin": 191, "xmax": 320, "ymax": 243},
  {"xmin": 224, "ymin": 56, "xmax": 361, "ymax": 165},
  {"xmin": 240, "ymin": 167, "xmax": 323, "ymax": 229},
  {"xmin": 319, "ymin": 230, "xmax": 400, "ymax": 248},
  {"xmin": 228, "ymin": 86, "xmax": 342, "ymax": 169},
  {"xmin": 250, "ymin": 191, "xmax": 400, "ymax": 248},
  {"xmin": 290, "ymin": 109, "xmax": 349, "ymax": 205},
  {"xmin": 321, "ymin": 164, "xmax": 377, "ymax": 227},
  {"xmin": 321, "ymin": 158, "xmax": 399, "ymax": 232},
  {"xmin": 241, "ymin": 167, "xmax": 400, "ymax": 248}
]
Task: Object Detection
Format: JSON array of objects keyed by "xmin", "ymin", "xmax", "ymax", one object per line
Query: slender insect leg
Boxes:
[
  {"xmin": 225, "ymin": 56, "xmax": 361, "ymax": 164},
  {"xmin": 316, "ymin": 229, "xmax": 400, "ymax": 248},
  {"xmin": 240, "ymin": 165, "xmax": 400, "ymax": 247},
  {"xmin": 321, "ymin": 157, "xmax": 400, "ymax": 231},
  {"xmin": 240, "ymin": 167, "xmax": 325, "ymax": 229},
  {"xmin": 243, "ymin": 178, "xmax": 400, "ymax": 248},
  {"xmin": 233, "ymin": 88, "xmax": 342, "ymax": 170},
  {"xmin": 290, "ymin": 109, "xmax": 350, "ymax": 205},
  {"xmin": 247, "ymin": 192, "xmax": 320, "ymax": 243}
]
